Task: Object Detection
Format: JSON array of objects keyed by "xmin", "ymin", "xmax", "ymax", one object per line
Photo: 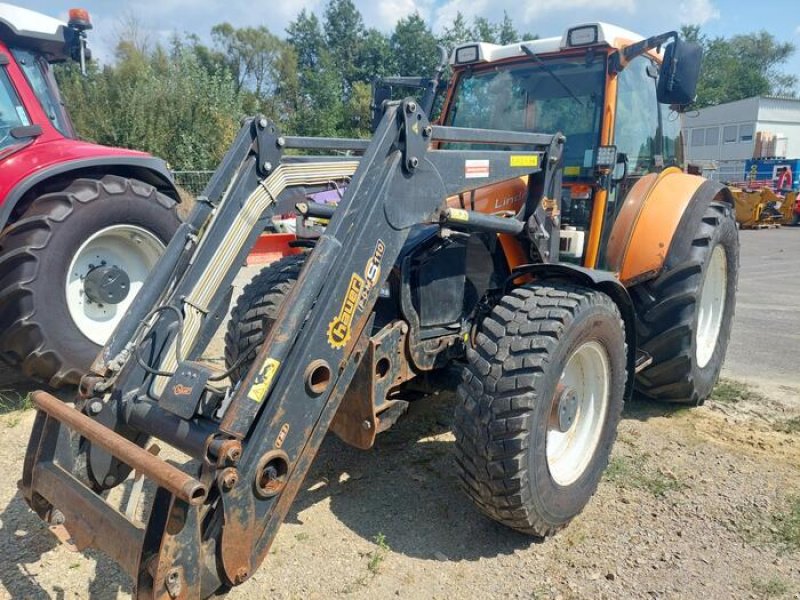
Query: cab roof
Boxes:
[
  {"xmin": 449, "ymin": 22, "xmax": 653, "ymax": 66},
  {"xmin": 0, "ymin": 3, "xmax": 72, "ymax": 61}
]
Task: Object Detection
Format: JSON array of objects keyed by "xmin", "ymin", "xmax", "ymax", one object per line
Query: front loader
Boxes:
[{"xmin": 20, "ymin": 22, "xmax": 738, "ymax": 598}]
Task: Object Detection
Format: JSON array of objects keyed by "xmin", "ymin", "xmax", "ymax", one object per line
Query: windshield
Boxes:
[
  {"xmin": 446, "ymin": 55, "xmax": 606, "ymax": 177},
  {"xmin": 11, "ymin": 48, "xmax": 74, "ymax": 137},
  {"xmin": 0, "ymin": 66, "xmax": 32, "ymax": 150}
]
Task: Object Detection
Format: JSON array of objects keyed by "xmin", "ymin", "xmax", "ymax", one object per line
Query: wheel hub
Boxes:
[
  {"xmin": 556, "ymin": 386, "xmax": 579, "ymax": 432},
  {"xmin": 83, "ymin": 264, "xmax": 131, "ymax": 305}
]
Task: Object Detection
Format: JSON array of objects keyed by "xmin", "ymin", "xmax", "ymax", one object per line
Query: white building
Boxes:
[{"xmin": 682, "ymin": 96, "xmax": 800, "ymax": 182}]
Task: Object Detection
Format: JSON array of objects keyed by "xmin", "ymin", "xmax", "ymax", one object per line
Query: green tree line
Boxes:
[{"xmin": 56, "ymin": 1, "xmax": 796, "ymax": 170}]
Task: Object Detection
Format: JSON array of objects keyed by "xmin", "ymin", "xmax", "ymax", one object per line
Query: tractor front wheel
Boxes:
[
  {"xmin": 454, "ymin": 283, "xmax": 627, "ymax": 536},
  {"xmin": 0, "ymin": 175, "xmax": 180, "ymax": 387},
  {"xmin": 633, "ymin": 200, "xmax": 738, "ymax": 404}
]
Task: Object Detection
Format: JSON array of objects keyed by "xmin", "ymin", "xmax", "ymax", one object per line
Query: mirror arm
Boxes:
[{"xmin": 610, "ymin": 31, "xmax": 678, "ymax": 74}]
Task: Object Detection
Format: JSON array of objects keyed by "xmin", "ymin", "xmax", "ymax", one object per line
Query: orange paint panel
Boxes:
[
  {"xmin": 605, "ymin": 173, "xmax": 660, "ymax": 272},
  {"xmin": 446, "ymin": 178, "xmax": 528, "ymax": 215},
  {"xmin": 618, "ymin": 171, "xmax": 706, "ymax": 284},
  {"xmin": 584, "ymin": 72, "xmax": 618, "ymax": 268}
]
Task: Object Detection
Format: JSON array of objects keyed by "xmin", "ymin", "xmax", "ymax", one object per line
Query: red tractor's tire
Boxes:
[
  {"xmin": 632, "ymin": 201, "xmax": 739, "ymax": 404},
  {"xmin": 0, "ymin": 175, "xmax": 180, "ymax": 387}
]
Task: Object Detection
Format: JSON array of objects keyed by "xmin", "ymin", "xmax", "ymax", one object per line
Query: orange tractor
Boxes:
[{"xmin": 21, "ymin": 22, "xmax": 738, "ymax": 597}]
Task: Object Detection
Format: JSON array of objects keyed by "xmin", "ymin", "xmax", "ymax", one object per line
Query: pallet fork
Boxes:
[{"xmin": 21, "ymin": 100, "xmax": 563, "ymax": 598}]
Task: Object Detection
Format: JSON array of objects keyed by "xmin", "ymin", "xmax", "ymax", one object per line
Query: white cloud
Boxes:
[{"xmin": 677, "ymin": 0, "xmax": 720, "ymax": 25}]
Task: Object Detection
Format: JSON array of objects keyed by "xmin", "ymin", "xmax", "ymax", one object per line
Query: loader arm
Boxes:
[{"xmin": 21, "ymin": 101, "xmax": 563, "ymax": 598}]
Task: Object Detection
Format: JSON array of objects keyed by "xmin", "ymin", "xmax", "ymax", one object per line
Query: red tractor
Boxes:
[{"xmin": 0, "ymin": 4, "xmax": 181, "ymax": 387}]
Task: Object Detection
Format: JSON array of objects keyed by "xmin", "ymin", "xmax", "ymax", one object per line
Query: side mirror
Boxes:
[
  {"xmin": 657, "ymin": 38, "xmax": 702, "ymax": 107},
  {"xmin": 612, "ymin": 153, "xmax": 628, "ymax": 182}
]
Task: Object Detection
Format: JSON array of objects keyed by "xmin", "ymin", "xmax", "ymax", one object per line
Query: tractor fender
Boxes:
[
  {"xmin": 516, "ymin": 262, "xmax": 636, "ymax": 402},
  {"xmin": 605, "ymin": 168, "xmax": 733, "ymax": 286},
  {"xmin": 0, "ymin": 155, "xmax": 180, "ymax": 230}
]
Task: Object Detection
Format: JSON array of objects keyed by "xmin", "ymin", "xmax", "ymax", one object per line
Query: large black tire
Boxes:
[
  {"xmin": 454, "ymin": 283, "xmax": 627, "ymax": 536},
  {"xmin": 0, "ymin": 175, "xmax": 180, "ymax": 387},
  {"xmin": 224, "ymin": 254, "xmax": 306, "ymax": 382},
  {"xmin": 632, "ymin": 200, "xmax": 738, "ymax": 404}
]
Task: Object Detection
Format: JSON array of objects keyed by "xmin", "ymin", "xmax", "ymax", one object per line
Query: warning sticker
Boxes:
[
  {"xmin": 465, "ymin": 159, "xmax": 490, "ymax": 179},
  {"xmin": 248, "ymin": 358, "xmax": 281, "ymax": 403},
  {"xmin": 449, "ymin": 208, "xmax": 470, "ymax": 222},
  {"xmin": 510, "ymin": 154, "xmax": 539, "ymax": 168}
]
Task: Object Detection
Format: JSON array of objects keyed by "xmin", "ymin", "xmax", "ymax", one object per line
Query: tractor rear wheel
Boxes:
[
  {"xmin": 453, "ymin": 283, "xmax": 627, "ymax": 536},
  {"xmin": 632, "ymin": 200, "xmax": 738, "ymax": 404},
  {"xmin": 0, "ymin": 175, "xmax": 180, "ymax": 387}
]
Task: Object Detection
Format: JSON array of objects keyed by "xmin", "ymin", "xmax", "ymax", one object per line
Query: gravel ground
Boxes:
[{"xmin": 0, "ymin": 230, "xmax": 798, "ymax": 599}]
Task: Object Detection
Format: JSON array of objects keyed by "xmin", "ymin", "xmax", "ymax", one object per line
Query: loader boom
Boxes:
[{"xmin": 22, "ymin": 100, "xmax": 564, "ymax": 597}]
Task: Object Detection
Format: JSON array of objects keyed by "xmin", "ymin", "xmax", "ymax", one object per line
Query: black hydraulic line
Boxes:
[{"xmin": 440, "ymin": 208, "xmax": 525, "ymax": 235}]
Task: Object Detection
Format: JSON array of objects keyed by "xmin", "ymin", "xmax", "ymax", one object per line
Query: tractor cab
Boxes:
[
  {"xmin": 0, "ymin": 4, "xmax": 92, "ymax": 150},
  {"xmin": 444, "ymin": 23, "xmax": 701, "ymax": 271}
]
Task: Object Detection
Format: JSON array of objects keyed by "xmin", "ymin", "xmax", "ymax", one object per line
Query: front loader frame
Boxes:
[{"xmin": 21, "ymin": 100, "xmax": 564, "ymax": 598}]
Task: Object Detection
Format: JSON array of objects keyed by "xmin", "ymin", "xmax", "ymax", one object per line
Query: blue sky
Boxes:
[{"xmin": 22, "ymin": 0, "xmax": 800, "ymax": 79}]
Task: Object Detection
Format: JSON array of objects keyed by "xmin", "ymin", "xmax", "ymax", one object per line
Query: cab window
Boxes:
[
  {"xmin": 614, "ymin": 56, "xmax": 659, "ymax": 176},
  {"xmin": 0, "ymin": 66, "xmax": 31, "ymax": 150},
  {"xmin": 660, "ymin": 103, "xmax": 683, "ymax": 168},
  {"xmin": 11, "ymin": 48, "xmax": 73, "ymax": 137}
]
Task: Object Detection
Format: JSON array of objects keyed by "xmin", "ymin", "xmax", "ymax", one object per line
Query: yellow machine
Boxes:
[{"xmin": 729, "ymin": 186, "xmax": 799, "ymax": 228}]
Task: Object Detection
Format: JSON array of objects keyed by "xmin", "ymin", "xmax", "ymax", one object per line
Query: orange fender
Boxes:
[{"xmin": 606, "ymin": 168, "xmax": 727, "ymax": 285}]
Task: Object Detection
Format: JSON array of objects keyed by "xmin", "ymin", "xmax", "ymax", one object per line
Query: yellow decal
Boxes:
[
  {"xmin": 510, "ymin": 154, "xmax": 539, "ymax": 168},
  {"xmin": 411, "ymin": 121, "xmax": 420, "ymax": 135},
  {"xmin": 449, "ymin": 208, "xmax": 470, "ymax": 222},
  {"xmin": 248, "ymin": 358, "xmax": 281, "ymax": 403},
  {"xmin": 564, "ymin": 165, "xmax": 581, "ymax": 176},
  {"xmin": 327, "ymin": 273, "xmax": 365, "ymax": 349}
]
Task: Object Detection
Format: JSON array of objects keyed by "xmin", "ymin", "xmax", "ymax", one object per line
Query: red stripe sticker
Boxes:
[{"xmin": 465, "ymin": 159, "xmax": 490, "ymax": 179}]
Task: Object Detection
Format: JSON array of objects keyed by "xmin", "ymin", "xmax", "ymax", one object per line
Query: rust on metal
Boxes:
[
  {"xmin": 31, "ymin": 391, "xmax": 207, "ymax": 505},
  {"xmin": 33, "ymin": 461, "xmax": 144, "ymax": 577},
  {"xmin": 330, "ymin": 321, "xmax": 414, "ymax": 449}
]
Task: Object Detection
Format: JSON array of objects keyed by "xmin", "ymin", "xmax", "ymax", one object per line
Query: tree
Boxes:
[
  {"xmin": 211, "ymin": 23, "xmax": 285, "ymax": 98},
  {"xmin": 390, "ymin": 13, "xmax": 439, "ymax": 77},
  {"xmin": 323, "ymin": 0, "xmax": 366, "ymax": 95},
  {"xmin": 681, "ymin": 25, "xmax": 797, "ymax": 107},
  {"xmin": 498, "ymin": 11, "xmax": 519, "ymax": 45},
  {"xmin": 359, "ymin": 28, "xmax": 394, "ymax": 80},
  {"xmin": 57, "ymin": 36, "xmax": 241, "ymax": 170},
  {"xmin": 439, "ymin": 11, "xmax": 472, "ymax": 50},
  {"xmin": 472, "ymin": 16, "xmax": 498, "ymax": 44},
  {"xmin": 287, "ymin": 9, "xmax": 343, "ymax": 136}
]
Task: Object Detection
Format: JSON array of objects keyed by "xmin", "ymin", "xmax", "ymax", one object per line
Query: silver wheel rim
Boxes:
[
  {"xmin": 546, "ymin": 341, "xmax": 610, "ymax": 487},
  {"xmin": 66, "ymin": 225, "xmax": 164, "ymax": 345},
  {"xmin": 696, "ymin": 245, "xmax": 727, "ymax": 369}
]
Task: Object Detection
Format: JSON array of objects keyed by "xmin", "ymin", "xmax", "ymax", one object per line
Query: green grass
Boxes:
[
  {"xmin": 367, "ymin": 533, "xmax": 390, "ymax": 575},
  {"xmin": 770, "ymin": 496, "xmax": 800, "ymax": 553},
  {"xmin": 710, "ymin": 379, "xmax": 765, "ymax": 404},
  {"xmin": 773, "ymin": 417, "xmax": 800, "ymax": 435},
  {"xmin": 751, "ymin": 576, "xmax": 792, "ymax": 598},
  {"xmin": 604, "ymin": 454, "xmax": 685, "ymax": 497},
  {"xmin": 0, "ymin": 390, "xmax": 32, "ymax": 415}
]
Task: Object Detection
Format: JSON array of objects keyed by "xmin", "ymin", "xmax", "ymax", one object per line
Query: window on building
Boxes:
[
  {"xmin": 691, "ymin": 128, "xmax": 704, "ymax": 147},
  {"xmin": 705, "ymin": 127, "xmax": 719, "ymax": 146},
  {"xmin": 723, "ymin": 125, "xmax": 737, "ymax": 143},
  {"xmin": 739, "ymin": 123, "xmax": 754, "ymax": 142}
]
